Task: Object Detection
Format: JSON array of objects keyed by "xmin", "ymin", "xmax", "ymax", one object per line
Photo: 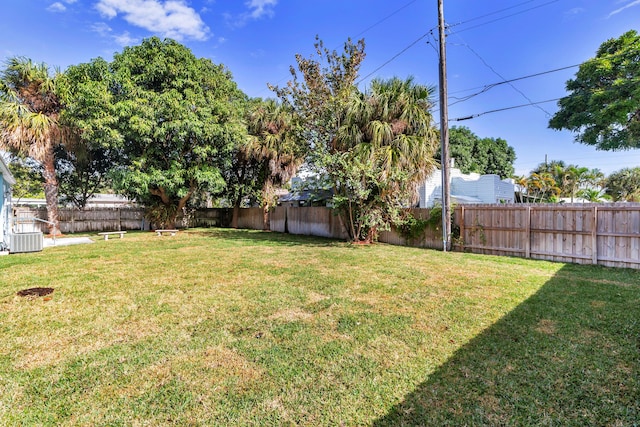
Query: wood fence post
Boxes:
[
  {"xmin": 592, "ymin": 206, "xmax": 598, "ymax": 265},
  {"xmin": 458, "ymin": 205, "xmax": 465, "ymax": 251},
  {"xmin": 525, "ymin": 205, "xmax": 531, "ymax": 259}
]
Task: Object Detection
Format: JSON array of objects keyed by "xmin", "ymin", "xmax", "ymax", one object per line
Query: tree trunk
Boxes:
[
  {"xmin": 42, "ymin": 146, "xmax": 60, "ymax": 236},
  {"xmin": 365, "ymin": 226, "xmax": 377, "ymax": 244},
  {"xmin": 261, "ymin": 183, "xmax": 272, "ymax": 231},
  {"xmin": 263, "ymin": 205, "xmax": 270, "ymax": 231},
  {"xmin": 231, "ymin": 194, "xmax": 241, "ymax": 229},
  {"xmin": 176, "ymin": 186, "xmax": 195, "ymax": 229}
]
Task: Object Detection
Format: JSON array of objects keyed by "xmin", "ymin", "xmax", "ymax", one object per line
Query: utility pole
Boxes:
[{"xmin": 438, "ymin": 0, "xmax": 452, "ymax": 251}]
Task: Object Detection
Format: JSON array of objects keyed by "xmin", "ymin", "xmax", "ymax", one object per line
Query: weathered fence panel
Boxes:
[
  {"xmin": 596, "ymin": 205, "xmax": 640, "ymax": 269},
  {"xmin": 190, "ymin": 208, "xmax": 230, "ymax": 228},
  {"xmin": 285, "ymin": 207, "xmax": 348, "ymax": 239},
  {"xmin": 14, "ymin": 207, "xmax": 147, "ymax": 233},
  {"xmin": 528, "ymin": 205, "xmax": 595, "ymax": 264},
  {"xmin": 270, "ymin": 207, "xmax": 287, "ymax": 233},
  {"xmin": 237, "ymin": 207, "xmax": 265, "ymax": 231},
  {"xmin": 378, "ymin": 208, "xmax": 442, "ymax": 249},
  {"xmin": 457, "ymin": 203, "xmax": 640, "ymax": 269}
]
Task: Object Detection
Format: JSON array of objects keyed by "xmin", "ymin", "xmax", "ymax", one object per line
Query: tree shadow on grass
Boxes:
[
  {"xmin": 186, "ymin": 228, "xmax": 344, "ymax": 248},
  {"xmin": 374, "ymin": 264, "xmax": 640, "ymax": 426}
]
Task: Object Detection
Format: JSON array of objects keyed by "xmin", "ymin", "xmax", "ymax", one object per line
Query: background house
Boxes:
[
  {"xmin": 0, "ymin": 157, "xmax": 16, "ymax": 252},
  {"xmin": 419, "ymin": 167, "xmax": 515, "ymax": 208},
  {"xmin": 12, "ymin": 193, "xmax": 133, "ymax": 208}
]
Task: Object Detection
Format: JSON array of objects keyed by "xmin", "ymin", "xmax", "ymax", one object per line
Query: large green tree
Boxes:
[
  {"xmin": 0, "ymin": 58, "xmax": 66, "ymax": 234},
  {"xmin": 605, "ymin": 167, "xmax": 640, "ymax": 201},
  {"xmin": 273, "ymin": 38, "xmax": 439, "ymax": 242},
  {"xmin": 436, "ymin": 126, "xmax": 516, "ymax": 178},
  {"xmin": 549, "ymin": 30, "xmax": 640, "ymax": 150},
  {"xmin": 63, "ymin": 38, "xmax": 245, "ymax": 227}
]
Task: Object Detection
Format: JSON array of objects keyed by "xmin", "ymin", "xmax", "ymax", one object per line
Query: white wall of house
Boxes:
[
  {"xmin": 418, "ymin": 168, "xmax": 515, "ymax": 208},
  {"xmin": 0, "ymin": 158, "xmax": 16, "ymax": 251}
]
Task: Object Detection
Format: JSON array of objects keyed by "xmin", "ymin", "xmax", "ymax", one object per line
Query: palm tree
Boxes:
[
  {"xmin": 577, "ymin": 188, "xmax": 608, "ymax": 202},
  {"xmin": 560, "ymin": 165, "xmax": 591, "ymax": 203},
  {"xmin": 0, "ymin": 58, "xmax": 65, "ymax": 235},
  {"xmin": 245, "ymin": 99, "xmax": 303, "ymax": 230},
  {"xmin": 335, "ymin": 77, "xmax": 439, "ymax": 241},
  {"xmin": 527, "ymin": 172, "xmax": 560, "ymax": 203},
  {"xmin": 514, "ymin": 175, "xmax": 529, "ymax": 202}
]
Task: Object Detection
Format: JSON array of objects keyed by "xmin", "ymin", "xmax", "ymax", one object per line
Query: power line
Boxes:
[
  {"xmin": 357, "ymin": 0, "xmax": 564, "ymax": 88},
  {"xmin": 445, "ymin": 73, "xmax": 640, "ymax": 121},
  {"xmin": 353, "ymin": 0, "xmax": 420, "ymax": 39},
  {"xmin": 438, "ymin": 39, "xmax": 638, "ymax": 105},
  {"xmin": 448, "ymin": 63, "xmax": 579, "ymax": 104},
  {"xmin": 454, "ymin": 36, "xmax": 553, "ymax": 116},
  {"xmin": 449, "ymin": 0, "xmax": 562, "ymax": 34},
  {"xmin": 448, "ymin": 0, "xmax": 546, "ymax": 27},
  {"xmin": 450, "ymin": 98, "xmax": 561, "ymax": 121},
  {"xmin": 356, "ymin": 32, "xmax": 430, "ymax": 84}
]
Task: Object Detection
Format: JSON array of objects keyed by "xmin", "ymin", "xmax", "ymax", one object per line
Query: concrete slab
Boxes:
[{"xmin": 44, "ymin": 237, "xmax": 94, "ymax": 247}]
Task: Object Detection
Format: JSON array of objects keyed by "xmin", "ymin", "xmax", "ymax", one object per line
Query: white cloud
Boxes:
[
  {"xmin": 91, "ymin": 22, "xmax": 113, "ymax": 36},
  {"xmin": 226, "ymin": 0, "xmax": 277, "ymax": 28},
  {"xmin": 91, "ymin": 22, "xmax": 139, "ymax": 46},
  {"xmin": 95, "ymin": 0, "xmax": 210, "ymax": 41},
  {"xmin": 565, "ymin": 7, "xmax": 585, "ymax": 15},
  {"xmin": 608, "ymin": 0, "xmax": 640, "ymax": 17},
  {"xmin": 246, "ymin": 0, "xmax": 277, "ymax": 19},
  {"xmin": 114, "ymin": 31, "xmax": 139, "ymax": 46},
  {"xmin": 47, "ymin": 2, "xmax": 67, "ymax": 12},
  {"xmin": 47, "ymin": 0, "xmax": 78, "ymax": 12}
]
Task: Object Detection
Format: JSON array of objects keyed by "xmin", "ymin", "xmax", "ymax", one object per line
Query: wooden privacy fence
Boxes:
[
  {"xmin": 13, "ymin": 207, "xmax": 148, "ymax": 233},
  {"xmin": 456, "ymin": 204, "xmax": 640, "ymax": 269},
  {"xmin": 13, "ymin": 204, "xmax": 640, "ymax": 269}
]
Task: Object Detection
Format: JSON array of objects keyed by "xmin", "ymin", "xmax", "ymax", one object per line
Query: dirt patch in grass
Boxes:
[
  {"xmin": 535, "ymin": 319, "xmax": 557, "ymax": 335},
  {"xmin": 16, "ymin": 287, "xmax": 54, "ymax": 297},
  {"xmin": 202, "ymin": 345, "xmax": 263, "ymax": 377},
  {"xmin": 269, "ymin": 308, "xmax": 314, "ymax": 322},
  {"xmin": 306, "ymin": 291, "xmax": 328, "ymax": 303}
]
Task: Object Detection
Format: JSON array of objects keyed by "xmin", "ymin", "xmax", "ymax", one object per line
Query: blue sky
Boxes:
[{"xmin": 1, "ymin": 0, "xmax": 639, "ymax": 176}]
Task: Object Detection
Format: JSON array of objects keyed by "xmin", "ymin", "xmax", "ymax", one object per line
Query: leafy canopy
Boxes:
[
  {"xmin": 63, "ymin": 37, "xmax": 246, "ymax": 226},
  {"xmin": 273, "ymin": 37, "xmax": 439, "ymax": 242},
  {"xmin": 605, "ymin": 167, "xmax": 640, "ymax": 201},
  {"xmin": 549, "ymin": 30, "xmax": 640, "ymax": 150},
  {"xmin": 437, "ymin": 126, "xmax": 516, "ymax": 178}
]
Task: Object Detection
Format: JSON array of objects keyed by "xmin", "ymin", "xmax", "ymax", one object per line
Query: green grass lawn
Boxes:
[{"xmin": 1, "ymin": 229, "xmax": 638, "ymax": 426}]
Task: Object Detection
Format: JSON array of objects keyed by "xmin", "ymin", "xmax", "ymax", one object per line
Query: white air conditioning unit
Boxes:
[{"xmin": 9, "ymin": 232, "xmax": 44, "ymax": 253}]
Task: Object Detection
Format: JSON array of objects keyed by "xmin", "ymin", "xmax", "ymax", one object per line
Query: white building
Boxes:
[
  {"xmin": 13, "ymin": 193, "xmax": 134, "ymax": 208},
  {"xmin": 418, "ymin": 167, "xmax": 515, "ymax": 208},
  {"xmin": 0, "ymin": 157, "xmax": 16, "ymax": 252}
]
